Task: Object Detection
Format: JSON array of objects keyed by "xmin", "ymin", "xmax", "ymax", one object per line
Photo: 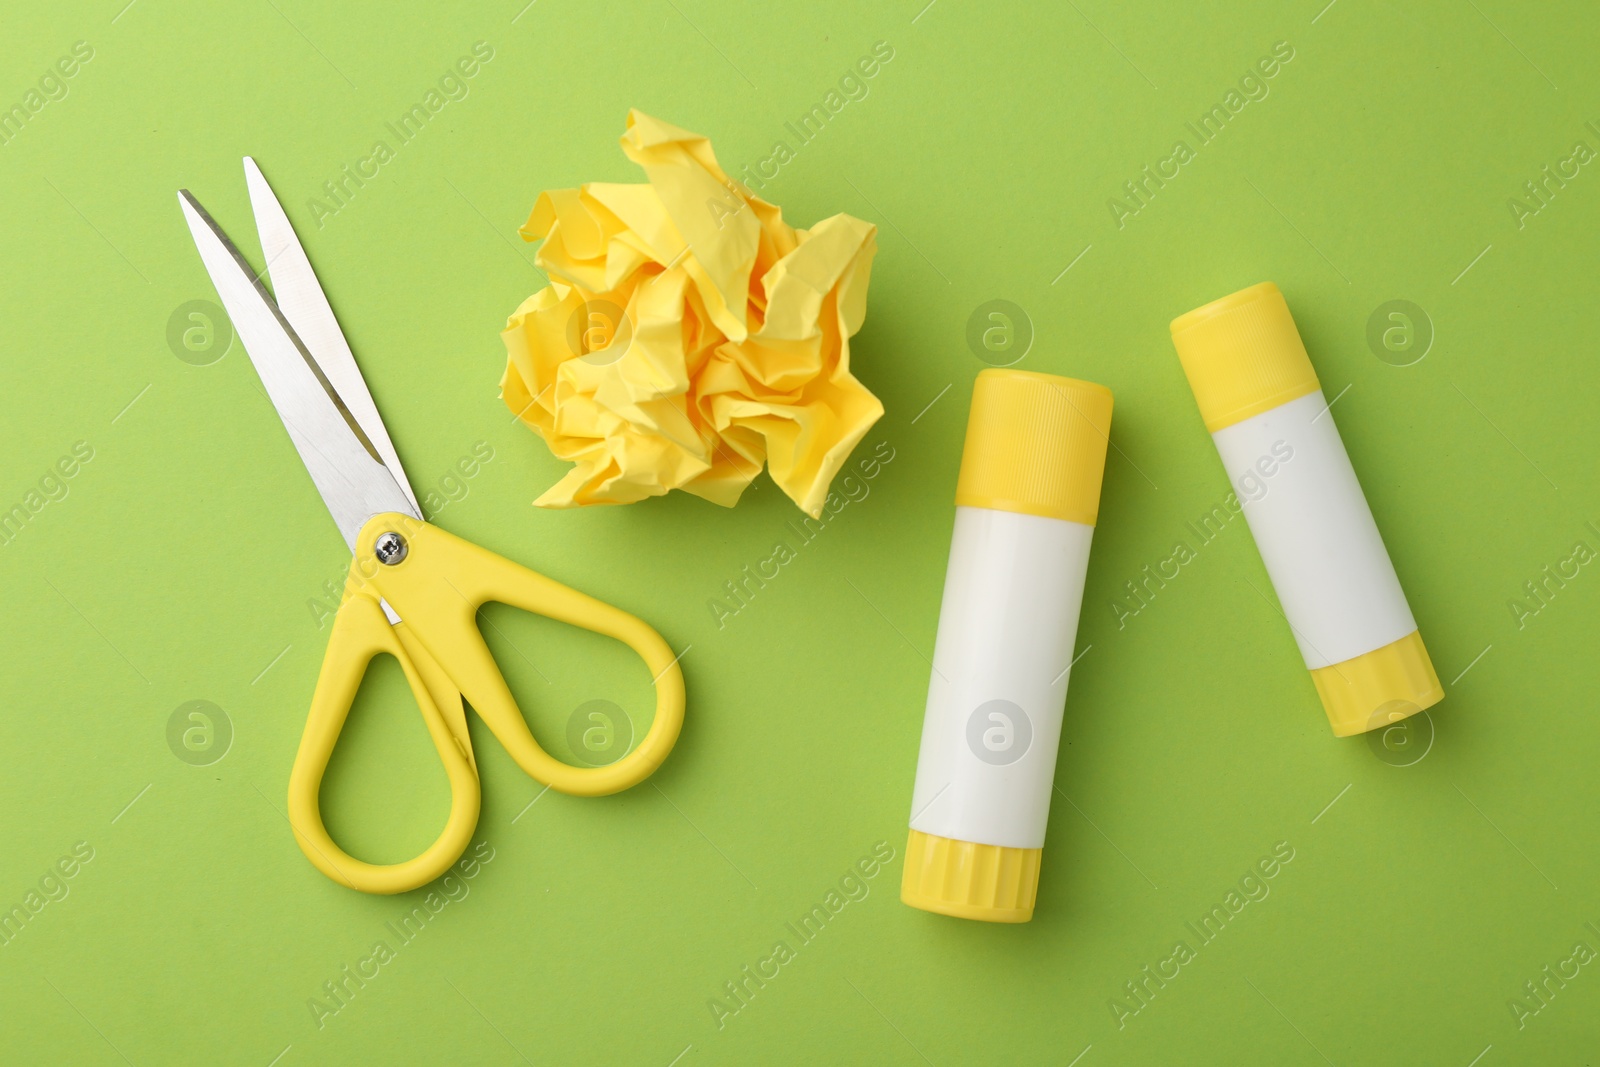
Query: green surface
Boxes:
[{"xmin": 2, "ymin": 0, "xmax": 1599, "ymax": 1063}]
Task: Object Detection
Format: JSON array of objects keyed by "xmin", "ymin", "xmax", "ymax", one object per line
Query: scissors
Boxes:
[{"xmin": 178, "ymin": 159, "xmax": 685, "ymax": 895}]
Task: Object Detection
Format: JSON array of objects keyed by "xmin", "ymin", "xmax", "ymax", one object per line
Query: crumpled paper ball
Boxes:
[{"xmin": 499, "ymin": 109, "xmax": 882, "ymax": 518}]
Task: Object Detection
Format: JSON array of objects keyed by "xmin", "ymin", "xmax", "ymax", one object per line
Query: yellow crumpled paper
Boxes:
[{"xmin": 498, "ymin": 109, "xmax": 882, "ymax": 518}]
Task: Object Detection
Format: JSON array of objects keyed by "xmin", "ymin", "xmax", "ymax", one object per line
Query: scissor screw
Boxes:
[{"xmin": 374, "ymin": 531, "xmax": 408, "ymax": 566}]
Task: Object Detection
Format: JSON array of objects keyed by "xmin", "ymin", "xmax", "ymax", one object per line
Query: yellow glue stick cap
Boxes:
[
  {"xmin": 954, "ymin": 369, "xmax": 1113, "ymax": 526},
  {"xmin": 1169, "ymin": 282, "xmax": 1321, "ymax": 432},
  {"xmin": 901, "ymin": 829, "xmax": 1041, "ymax": 923},
  {"xmin": 1311, "ymin": 630, "xmax": 1445, "ymax": 737}
]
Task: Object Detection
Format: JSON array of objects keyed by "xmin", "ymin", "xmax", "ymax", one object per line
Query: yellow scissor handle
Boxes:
[
  {"xmin": 350, "ymin": 513, "xmax": 686, "ymax": 797},
  {"xmin": 287, "ymin": 591, "xmax": 482, "ymax": 894}
]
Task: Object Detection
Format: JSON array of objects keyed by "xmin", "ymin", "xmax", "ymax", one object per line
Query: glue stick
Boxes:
[
  {"xmin": 902, "ymin": 369, "xmax": 1112, "ymax": 923},
  {"xmin": 1169, "ymin": 282, "xmax": 1443, "ymax": 736}
]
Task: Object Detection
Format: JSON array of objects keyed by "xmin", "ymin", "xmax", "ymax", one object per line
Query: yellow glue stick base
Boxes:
[
  {"xmin": 1310, "ymin": 630, "xmax": 1444, "ymax": 737},
  {"xmin": 901, "ymin": 829, "xmax": 1041, "ymax": 923}
]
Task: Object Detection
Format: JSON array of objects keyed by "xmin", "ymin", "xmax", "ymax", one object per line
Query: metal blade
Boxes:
[
  {"xmin": 242, "ymin": 156, "xmax": 422, "ymax": 514},
  {"xmin": 178, "ymin": 189, "xmax": 419, "ymax": 550}
]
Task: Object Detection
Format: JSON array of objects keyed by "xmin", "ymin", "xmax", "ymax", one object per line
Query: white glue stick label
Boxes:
[
  {"xmin": 1212, "ymin": 389, "xmax": 1416, "ymax": 669},
  {"xmin": 908, "ymin": 506, "xmax": 1093, "ymax": 850}
]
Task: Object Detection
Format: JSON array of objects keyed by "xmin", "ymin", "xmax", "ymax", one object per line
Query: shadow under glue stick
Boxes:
[
  {"xmin": 901, "ymin": 369, "xmax": 1112, "ymax": 923},
  {"xmin": 1169, "ymin": 281, "xmax": 1443, "ymax": 737}
]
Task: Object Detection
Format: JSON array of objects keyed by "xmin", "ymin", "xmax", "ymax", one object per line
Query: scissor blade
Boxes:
[
  {"xmin": 178, "ymin": 189, "xmax": 419, "ymax": 550},
  {"xmin": 242, "ymin": 157, "xmax": 421, "ymax": 514}
]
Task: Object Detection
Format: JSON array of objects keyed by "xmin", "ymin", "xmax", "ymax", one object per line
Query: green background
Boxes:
[{"xmin": 3, "ymin": 0, "xmax": 1598, "ymax": 1063}]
